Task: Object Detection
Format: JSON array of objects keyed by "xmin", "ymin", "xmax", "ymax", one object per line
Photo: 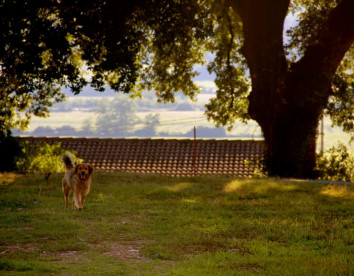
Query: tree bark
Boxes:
[{"xmin": 229, "ymin": 0, "xmax": 354, "ymax": 178}]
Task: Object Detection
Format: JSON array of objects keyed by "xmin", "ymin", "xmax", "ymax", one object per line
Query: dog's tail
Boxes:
[{"xmin": 61, "ymin": 152, "xmax": 75, "ymax": 169}]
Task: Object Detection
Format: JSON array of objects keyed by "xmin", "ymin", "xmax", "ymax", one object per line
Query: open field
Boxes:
[
  {"xmin": 0, "ymin": 172, "xmax": 353, "ymax": 275},
  {"xmin": 24, "ymin": 108, "xmax": 352, "ymax": 151},
  {"xmin": 24, "ymin": 110, "xmax": 262, "ymax": 138}
]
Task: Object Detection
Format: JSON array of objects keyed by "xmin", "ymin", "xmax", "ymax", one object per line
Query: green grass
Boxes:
[{"xmin": 0, "ymin": 172, "xmax": 353, "ymax": 275}]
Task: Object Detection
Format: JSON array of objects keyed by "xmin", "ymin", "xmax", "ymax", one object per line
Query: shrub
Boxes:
[
  {"xmin": 244, "ymin": 159, "xmax": 267, "ymax": 178},
  {"xmin": 316, "ymin": 142, "xmax": 354, "ymax": 182},
  {"xmin": 16, "ymin": 141, "xmax": 82, "ymax": 180}
]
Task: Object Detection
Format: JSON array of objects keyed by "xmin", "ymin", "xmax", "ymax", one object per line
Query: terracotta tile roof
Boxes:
[{"xmin": 17, "ymin": 137, "xmax": 265, "ymax": 177}]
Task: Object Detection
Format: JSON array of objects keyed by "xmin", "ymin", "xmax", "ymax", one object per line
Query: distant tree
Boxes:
[
  {"xmin": 56, "ymin": 126, "xmax": 78, "ymax": 136},
  {"xmin": 144, "ymin": 114, "xmax": 160, "ymax": 129},
  {"xmin": 28, "ymin": 126, "xmax": 54, "ymax": 136},
  {"xmin": 95, "ymin": 96, "xmax": 141, "ymax": 137},
  {"xmin": 133, "ymin": 114, "xmax": 160, "ymax": 137},
  {"xmin": 174, "ymin": 103, "xmax": 196, "ymax": 111}
]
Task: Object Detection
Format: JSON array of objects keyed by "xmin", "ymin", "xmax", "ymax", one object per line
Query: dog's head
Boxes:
[{"xmin": 75, "ymin": 163, "xmax": 94, "ymax": 181}]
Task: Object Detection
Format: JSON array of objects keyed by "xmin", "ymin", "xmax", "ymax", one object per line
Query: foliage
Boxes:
[
  {"xmin": 1, "ymin": 0, "xmax": 353, "ymax": 177},
  {"xmin": 316, "ymin": 142, "xmax": 354, "ymax": 182},
  {"xmin": 0, "ymin": 87, "xmax": 65, "ymax": 133},
  {"xmin": 286, "ymin": 0, "xmax": 338, "ymax": 60},
  {"xmin": 244, "ymin": 159, "xmax": 267, "ymax": 179},
  {"xmin": 286, "ymin": 3, "xmax": 354, "ymax": 140},
  {"xmin": 16, "ymin": 141, "xmax": 82, "ymax": 178},
  {"xmin": 0, "ymin": 172, "xmax": 353, "ymax": 274},
  {"xmin": 0, "ymin": 0, "xmax": 85, "ymax": 132},
  {"xmin": 1, "ymin": 0, "xmax": 352, "ymax": 134},
  {"xmin": 325, "ymin": 54, "xmax": 354, "ymax": 141},
  {"xmin": 205, "ymin": 5, "xmax": 250, "ymax": 129}
]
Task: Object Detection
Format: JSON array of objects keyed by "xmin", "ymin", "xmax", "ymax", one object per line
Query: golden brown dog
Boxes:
[{"xmin": 61, "ymin": 153, "xmax": 94, "ymax": 210}]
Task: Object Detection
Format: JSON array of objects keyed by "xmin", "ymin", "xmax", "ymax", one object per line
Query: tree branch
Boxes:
[
  {"xmin": 227, "ymin": 0, "xmax": 290, "ymax": 122},
  {"xmin": 227, "ymin": 0, "xmax": 289, "ymax": 75},
  {"xmin": 225, "ymin": 7, "xmax": 236, "ymax": 108},
  {"xmin": 293, "ymin": 0, "xmax": 354, "ymax": 81}
]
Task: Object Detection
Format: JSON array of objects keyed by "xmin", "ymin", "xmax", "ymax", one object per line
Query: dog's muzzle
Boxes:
[{"xmin": 80, "ymin": 172, "xmax": 86, "ymax": 180}]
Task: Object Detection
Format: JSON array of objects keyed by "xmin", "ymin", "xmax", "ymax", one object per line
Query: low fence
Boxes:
[{"xmin": 17, "ymin": 137, "xmax": 266, "ymax": 177}]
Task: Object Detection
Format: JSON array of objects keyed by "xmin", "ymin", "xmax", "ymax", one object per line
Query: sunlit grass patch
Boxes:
[
  {"xmin": 223, "ymin": 179, "xmax": 298, "ymax": 194},
  {"xmin": 181, "ymin": 198, "xmax": 197, "ymax": 204},
  {"xmin": 0, "ymin": 173, "xmax": 19, "ymax": 186},
  {"xmin": 320, "ymin": 184, "xmax": 354, "ymax": 198},
  {"xmin": 164, "ymin": 182, "xmax": 194, "ymax": 192}
]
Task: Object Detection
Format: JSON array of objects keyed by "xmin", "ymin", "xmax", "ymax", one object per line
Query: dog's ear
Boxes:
[
  {"xmin": 75, "ymin": 164, "xmax": 79, "ymax": 174},
  {"xmin": 88, "ymin": 164, "xmax": 94, "ymax": 174}
]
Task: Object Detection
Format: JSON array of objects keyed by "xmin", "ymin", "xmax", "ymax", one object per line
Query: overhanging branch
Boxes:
[{"xmin": 293, "ymin": 0, "xmax": 354, "ymax": 81}]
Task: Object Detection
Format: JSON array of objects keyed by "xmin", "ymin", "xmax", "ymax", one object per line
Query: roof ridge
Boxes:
[{"xmin": 15, "ymin": 136, "xmax": 264, "ymax": 142}]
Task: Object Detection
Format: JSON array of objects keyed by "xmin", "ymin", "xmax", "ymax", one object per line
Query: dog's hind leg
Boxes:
[
  {"xmin": 62, "ymin": 178, "xmax": 71, "ymax": 209},
  {"xmin": 77, "ymin": 193, "xmax": 84, "ymax": 210}
]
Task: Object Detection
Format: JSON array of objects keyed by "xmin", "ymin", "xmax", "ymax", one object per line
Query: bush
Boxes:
[
  {"xmin": 244, "ymin": 159, "xmax": 267, "ymax": 178},
  {"xmin": 16, "ymin": 141, "xmax": 82, "ymax": 179},
  {"xmin": 316, "ymin": 142, "xmax": 354, "ymax": 182}
]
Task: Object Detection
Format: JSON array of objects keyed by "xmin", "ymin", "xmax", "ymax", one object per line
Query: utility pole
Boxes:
[
  {"xmin": 194, "ymin": 126, "xmax": 197, "ymax": 175},
  {"xmin": 320, "ymin": 114, "xmax": 324, "ymax": 154}
]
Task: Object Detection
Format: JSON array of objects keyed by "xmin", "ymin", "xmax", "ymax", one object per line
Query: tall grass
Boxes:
[{"xmin": 0, "ymin": 172, "xmax": 353, "ymax": 275}]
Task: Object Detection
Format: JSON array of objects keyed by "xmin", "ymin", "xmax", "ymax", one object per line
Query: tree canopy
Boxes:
[{"xmin": 1, "ymin": 0, "xmax": 353, "ymax": 177}]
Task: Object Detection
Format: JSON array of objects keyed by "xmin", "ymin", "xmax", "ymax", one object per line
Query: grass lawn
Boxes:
[{"xmin": 0, "ymin": 172, "xmax": 353, "ymax": 275}]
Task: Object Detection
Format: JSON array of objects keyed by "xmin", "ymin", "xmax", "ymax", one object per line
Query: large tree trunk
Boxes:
[
  {"xmin": 228, "ymin": 0, "xmax": 354, "ymax": 178},
  {"xmin": 251, "ymin": 73, "xmax": 326, "ymax": 178},
  {"xmin": 259, "ymin": 89, "xmax": 323, "ymax": 178}
]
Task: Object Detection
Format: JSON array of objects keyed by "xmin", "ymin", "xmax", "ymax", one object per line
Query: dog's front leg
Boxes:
[
  {"xmin": 65, "ymin": 196, "xmax": 69, "ymax": 209},
  {"xmin": 73, "ymin": 191, "xmax": 83, "ymax": 210}
]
